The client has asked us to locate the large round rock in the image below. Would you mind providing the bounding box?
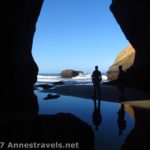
[60,69,83,78]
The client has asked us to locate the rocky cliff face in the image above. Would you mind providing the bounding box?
[2,0,44,114]
[110,0,150,89]
[107,44,135,80]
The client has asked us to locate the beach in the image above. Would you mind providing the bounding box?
[40,84,150,109]
[36,73,150,109]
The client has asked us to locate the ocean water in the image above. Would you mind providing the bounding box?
[37,73,108,85]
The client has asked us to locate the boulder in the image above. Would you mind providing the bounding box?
[60,69,84,78]
[107,44,135,80]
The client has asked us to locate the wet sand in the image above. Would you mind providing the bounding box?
[41,84,150,109]
[122,100,150,110]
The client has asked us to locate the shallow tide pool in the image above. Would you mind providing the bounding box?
[35,91,134,150]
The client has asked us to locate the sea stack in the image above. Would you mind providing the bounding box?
[60,69,84,78]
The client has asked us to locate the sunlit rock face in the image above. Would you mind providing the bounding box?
[2,0,44,113]
[107,44,135,80]
[110,0,150,89]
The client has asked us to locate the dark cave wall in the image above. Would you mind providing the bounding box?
[110,0,150,88]
[3,0,44,112]
[122,108,150,150]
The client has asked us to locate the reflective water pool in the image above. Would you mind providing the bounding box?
[35,91,134,150]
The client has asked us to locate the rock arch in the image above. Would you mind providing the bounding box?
[4,0,150,113]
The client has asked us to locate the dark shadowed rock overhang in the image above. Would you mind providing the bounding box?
[3,0,44,113]
[110,0,150,89]
[0,113,94,150]
[121,106,150,150]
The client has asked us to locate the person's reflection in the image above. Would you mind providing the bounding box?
[92,98,102,131]
[117,104,127,136]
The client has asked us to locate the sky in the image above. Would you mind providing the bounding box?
[32,0,129,74]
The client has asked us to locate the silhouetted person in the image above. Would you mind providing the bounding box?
[92,66,102,99]
[117,104,127,136]
[92,99,102,131]
[117,65,126,100]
